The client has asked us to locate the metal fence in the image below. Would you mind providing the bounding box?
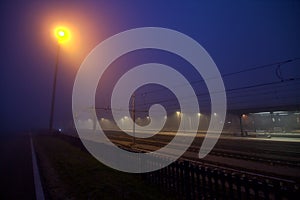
[143,160,299,200]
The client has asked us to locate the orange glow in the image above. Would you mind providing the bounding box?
[37,4,107,70]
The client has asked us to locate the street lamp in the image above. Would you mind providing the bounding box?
[49,26,70,132]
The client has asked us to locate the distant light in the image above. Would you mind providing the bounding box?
[146,116,150,119]
[213,113,217,116]
[197,113,201,117]
[176,111,181,116]
[124,116,128,119]
[242,114,246,118]
[58,128,62,132]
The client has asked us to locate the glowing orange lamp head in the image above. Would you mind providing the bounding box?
[54,26,71,43]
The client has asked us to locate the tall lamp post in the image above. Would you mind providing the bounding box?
[49,27,70,132]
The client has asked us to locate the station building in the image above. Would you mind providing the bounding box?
[233,105,300,136]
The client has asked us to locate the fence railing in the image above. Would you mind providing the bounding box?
[142,159,299,200]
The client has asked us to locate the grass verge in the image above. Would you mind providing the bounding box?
[33,135,172,200]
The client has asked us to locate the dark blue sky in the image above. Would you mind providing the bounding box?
[1,0,300,132]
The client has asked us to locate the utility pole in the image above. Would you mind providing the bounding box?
[49,45,60,132]
[132,93,136,146]
[240,114,244,136]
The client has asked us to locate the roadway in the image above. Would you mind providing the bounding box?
[0,132,37,200]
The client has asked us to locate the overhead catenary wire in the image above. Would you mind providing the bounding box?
[135,58,300,97]
[94,78,300,114]
[93,58,300,113]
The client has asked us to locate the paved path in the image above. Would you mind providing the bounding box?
[0,133,36,200]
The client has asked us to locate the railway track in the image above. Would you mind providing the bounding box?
[106,132,300,169]
[58,131,300,184]
[107,137,300,186]
[111,138,298,186]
